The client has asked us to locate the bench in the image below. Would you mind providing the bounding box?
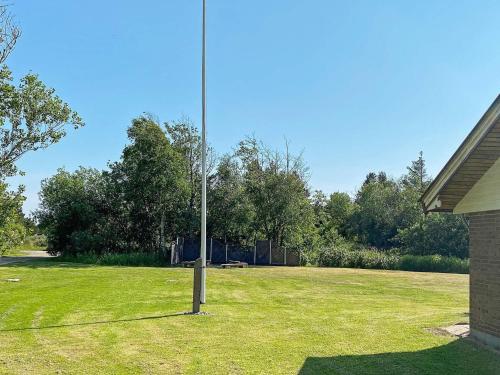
[182,261,211,268]
[221,262,248,269]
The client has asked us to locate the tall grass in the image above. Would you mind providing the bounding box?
[398,254,469,274]
[316,246,469,274]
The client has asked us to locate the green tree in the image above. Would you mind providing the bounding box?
[0,66,84,177]
[37,168,107,255]
[165,119,214,237]
[236,137,316,249]
[38,118,190,256]
[207,155,254,242]
[0,180,25,255]
[312,190,355,246]
[326,192,355,238]
[351,173,418,248]
[112,116,189,252]
[396,213,469,258]
[0,5,82,253]
[402,151,429,194]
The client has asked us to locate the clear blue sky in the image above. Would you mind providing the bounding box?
[6,0,500,214]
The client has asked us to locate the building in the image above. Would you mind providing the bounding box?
[421,95,500,350]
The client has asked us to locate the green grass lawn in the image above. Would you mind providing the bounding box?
[0,262,498,374]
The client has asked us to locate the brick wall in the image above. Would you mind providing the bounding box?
[468,210,500,345]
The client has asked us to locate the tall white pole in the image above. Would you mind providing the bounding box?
[200,0,207,304]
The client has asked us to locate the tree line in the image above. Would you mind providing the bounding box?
[36,117,469,260]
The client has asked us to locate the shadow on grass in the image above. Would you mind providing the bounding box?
[0,312,197,332]
[298,339,500,375]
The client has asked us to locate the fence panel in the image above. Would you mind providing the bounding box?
[210,238,226,264]
[175,237,300,266]
[285,249,301,266]
[255,240,270,265]
[228,244,254,264]
[271,246,285,265]
[181,238,200,262]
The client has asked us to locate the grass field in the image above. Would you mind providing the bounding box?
[0,261,499,374]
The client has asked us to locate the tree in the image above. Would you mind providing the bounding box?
[402,151,429,194]
[351,173,418,248]
[396,213,469,258]
[38,117,190,256]
[0,4,20,65]
[112,116,188,252]
[0,66,84,177]
[207,155,254,242]
[0,5,83,178]
[0,4,82,254]
[236,137,316,249]
[312,190,355,246]
[0,180,25,255]
[326,192,355,238]
[165,119,215,237]
[37,168,107,255]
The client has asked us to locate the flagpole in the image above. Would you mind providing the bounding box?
[200,0,207,304]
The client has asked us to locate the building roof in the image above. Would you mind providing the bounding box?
[421,95,500,213]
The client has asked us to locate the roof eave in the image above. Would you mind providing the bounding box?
[421,94,500,213]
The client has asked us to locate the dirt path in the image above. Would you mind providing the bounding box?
[0,251,53,266]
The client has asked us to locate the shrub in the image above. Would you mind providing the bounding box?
[396,213,469,258]
[398,254,468,274]
[317,246,399,270]
[0,220,26,256]
[316,245,468,274]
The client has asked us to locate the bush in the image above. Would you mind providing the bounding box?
[58,252,168,267]
[17,234,48,250]
[396,213,469,258]
[317,245,399,270]
[316,245,468,274]
[398,254,468,274]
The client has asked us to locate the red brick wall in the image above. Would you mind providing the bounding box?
[469,210,500,341]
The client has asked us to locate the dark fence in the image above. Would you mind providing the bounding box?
[172,238,301,266]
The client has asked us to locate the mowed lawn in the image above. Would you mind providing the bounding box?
[0,262,499,374]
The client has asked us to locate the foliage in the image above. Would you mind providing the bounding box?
[349,172,420,248]
[19,234,47,249]
[236,137,317,250]
[396,213,469,258]
[315,242,399,270]
[0,180,26,255]
[0,65,84,178]
[37,125,470,264]
[399,254,469,274]
[207,154,254,242]
[0,4,20,65]
[36,167,109,255]
[110,116,189,252]
[316,245,468,274]
[313,190,355,245]
[401,151,430,194]
[38,117,190,256]
[336,153,469,258]
[165,119,214,237]
[0,5,82,254]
